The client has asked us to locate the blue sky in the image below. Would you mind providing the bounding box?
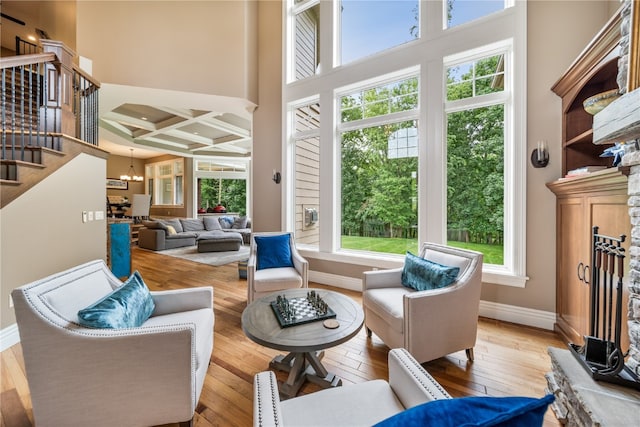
[341,0,504,64]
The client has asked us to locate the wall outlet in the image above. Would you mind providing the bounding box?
[88,211,94,221]
[9,294,14,308]
[95,210,104,220]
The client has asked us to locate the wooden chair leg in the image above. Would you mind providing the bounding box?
[366,327,372,337]
[465,348,474,361]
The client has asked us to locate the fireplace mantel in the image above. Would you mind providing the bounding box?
[593,87,640,144]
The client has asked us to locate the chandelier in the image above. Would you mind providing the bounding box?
[120,148,144,181]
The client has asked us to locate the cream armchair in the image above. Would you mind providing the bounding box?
[247,231,308,303]
[363,243,483,364]
[253,348,451,426]
[11,259,214,427]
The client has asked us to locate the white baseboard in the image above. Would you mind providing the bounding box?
[310,270,556,330]
[0,323,20,352]
[479,300,556,330]
[309,270,362,292]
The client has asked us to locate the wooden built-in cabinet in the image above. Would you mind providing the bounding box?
[547,170,630,351]
[548,8,631,350]
[550,11,621,176]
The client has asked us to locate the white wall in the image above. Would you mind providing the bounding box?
[1,154,107,329]
[76,1,258,103]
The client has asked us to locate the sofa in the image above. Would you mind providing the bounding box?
[138,216,251,251]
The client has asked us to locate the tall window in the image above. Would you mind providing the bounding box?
[291,100,321,247]
[445,0,508,29]
[284,0,526,286]
[338,75,419,255]
[146,159,184,206]
[340,0,418,64]
[293,0,320,81]
[445,51,507,266]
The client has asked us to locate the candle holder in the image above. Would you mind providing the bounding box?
[531,142,549,168]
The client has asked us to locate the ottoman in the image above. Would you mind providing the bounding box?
[197,232,243,253]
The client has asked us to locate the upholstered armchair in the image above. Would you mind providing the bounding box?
[253,348,451,426]
[363,243,483,364]
[11,260,214,427]
[247,231,308,304]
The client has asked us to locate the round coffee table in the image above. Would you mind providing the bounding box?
[242,288,364,398]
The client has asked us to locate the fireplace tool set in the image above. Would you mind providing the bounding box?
[569,226,640,390]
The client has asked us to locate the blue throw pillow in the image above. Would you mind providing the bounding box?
[401,251,460,291]
[77,271,155,329]
[255,234,294,270]
[374,394,555,427]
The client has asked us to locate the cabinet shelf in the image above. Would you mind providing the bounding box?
[565,129,592,147]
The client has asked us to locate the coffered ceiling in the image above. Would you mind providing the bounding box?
[101,103,252,158]
[97,84,255,163]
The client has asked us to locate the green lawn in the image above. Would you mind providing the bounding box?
[341,235,503,265]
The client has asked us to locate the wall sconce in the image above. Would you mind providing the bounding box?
[272,169,281,184]
[531,140,549,168]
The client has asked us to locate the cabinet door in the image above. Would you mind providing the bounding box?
[557,197,589,345]
[588,194,631,352]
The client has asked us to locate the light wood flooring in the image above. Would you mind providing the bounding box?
[1,246,566,427]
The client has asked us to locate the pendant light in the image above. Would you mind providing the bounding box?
[120,148,144,181]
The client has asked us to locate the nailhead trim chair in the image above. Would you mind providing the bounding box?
[363,243,483,364]
[253,348,451,426]
[247,231,309,304]
[11,260,214,427]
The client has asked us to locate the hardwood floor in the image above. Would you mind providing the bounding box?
[1,246,566,426]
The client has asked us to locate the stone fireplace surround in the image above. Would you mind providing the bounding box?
[545,1,640,425]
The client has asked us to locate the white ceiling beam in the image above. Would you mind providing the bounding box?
[201,117,251,138]
[102,112,156,131]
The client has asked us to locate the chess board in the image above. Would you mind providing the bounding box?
[270,296,337,328]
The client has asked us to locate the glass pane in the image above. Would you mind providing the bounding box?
[158,164,172,176]
[159,177,172,205]
[446,54,504,101]
[341,76,418,123]
[199,178,247,215]
[446,104,504,265]
[341,120,418,255]
[295,4,320,80]
[341,0,419,65]
[446,0,505,29]
[175,176,183,205]
[295,136,320,247]
[295,102,321,132]
[174,160,183,174]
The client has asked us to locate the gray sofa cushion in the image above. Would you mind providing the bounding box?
[232,216,249,229]
[142,220,168,231]
[161,218,184,233]
[203,216,223,231]
[180,218,205,232]
[218,216,234,229]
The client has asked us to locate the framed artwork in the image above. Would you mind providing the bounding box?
[107,178,128,190]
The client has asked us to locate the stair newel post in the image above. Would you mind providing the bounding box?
[41,40,76,149]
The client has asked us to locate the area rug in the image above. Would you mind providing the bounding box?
[151,245,250,267]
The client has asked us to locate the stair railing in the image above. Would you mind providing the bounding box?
[0,40,99,163]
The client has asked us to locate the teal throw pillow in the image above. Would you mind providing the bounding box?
[374,394,554,427]
[255,234,294,270]
[401,251,460,291]
[77,271,155,329]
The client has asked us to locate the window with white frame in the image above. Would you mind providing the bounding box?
[338,74,419,255]
[145,158,184,206]
[284,0,526,286]
[290,100,321,247]
[445,49,508,267]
